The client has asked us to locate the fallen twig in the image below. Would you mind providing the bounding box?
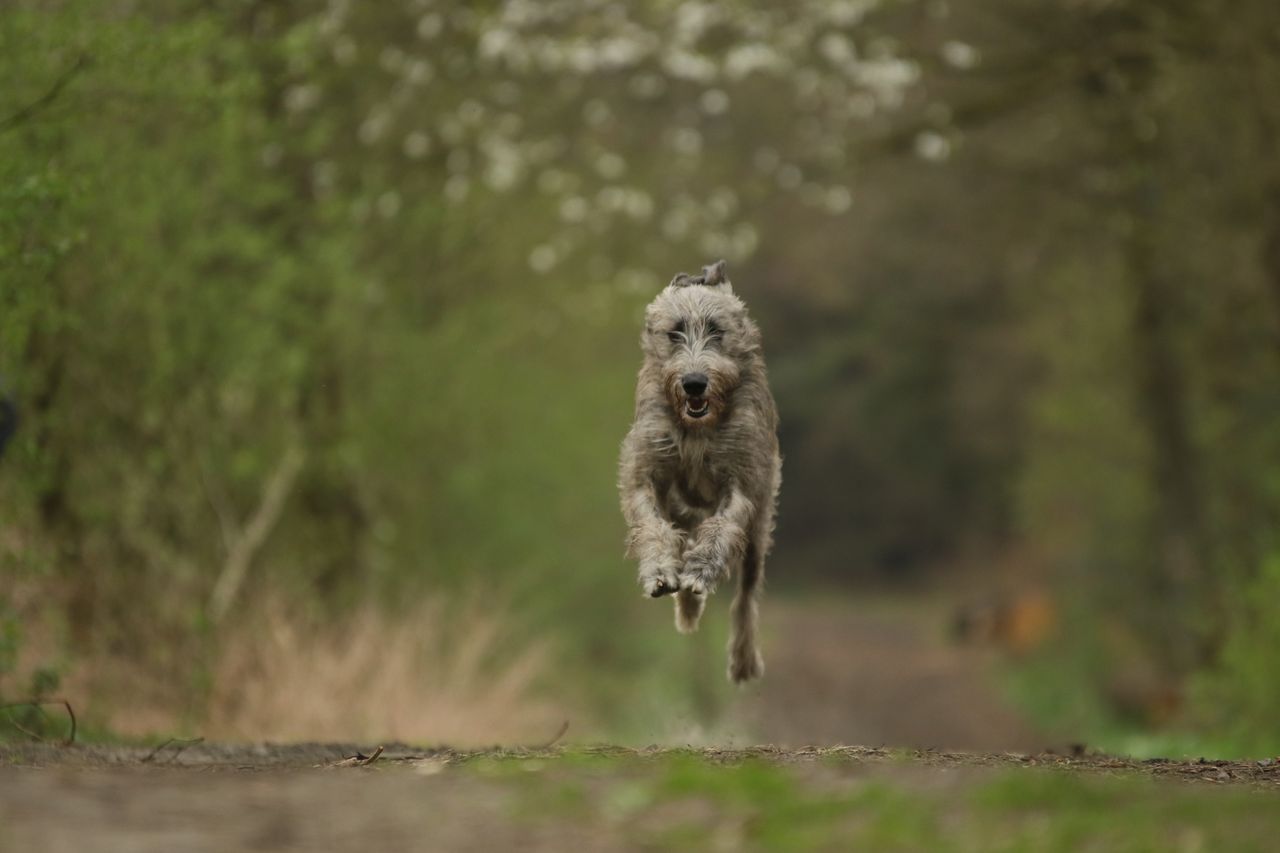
[0,698,77,745]
[327,745,386,769]
[142,737,205,763]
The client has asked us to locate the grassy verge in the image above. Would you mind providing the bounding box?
[461,750,1280,852]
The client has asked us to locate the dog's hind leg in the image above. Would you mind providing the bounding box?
[727,536,765,683]
[674,588,705,633]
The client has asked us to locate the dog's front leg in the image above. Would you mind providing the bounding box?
[622,482,686,597]
[680,487,753,596]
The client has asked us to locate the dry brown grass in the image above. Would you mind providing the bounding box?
[5,562,570,745]
[204,595,568,746]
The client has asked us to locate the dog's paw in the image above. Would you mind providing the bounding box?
[679,571,712,596]
[728,648,765,684]
[639,561,681,598]
[680,547,724,596]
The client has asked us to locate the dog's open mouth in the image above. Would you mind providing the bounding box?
[686,397,710,419]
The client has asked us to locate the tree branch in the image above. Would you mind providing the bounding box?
[0,54,89,134]
[209,443,305,622]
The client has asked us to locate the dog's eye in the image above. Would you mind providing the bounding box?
[706,320,723,340]
[667,330,683,344]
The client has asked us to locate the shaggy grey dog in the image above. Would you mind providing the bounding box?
[618,260,781,683]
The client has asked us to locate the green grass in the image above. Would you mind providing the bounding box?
[456,751,1280,852]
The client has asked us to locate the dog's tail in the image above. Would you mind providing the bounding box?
[727,546,764,683]
[674,588,704,634]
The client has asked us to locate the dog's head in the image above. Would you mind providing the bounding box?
[641,261,761,429]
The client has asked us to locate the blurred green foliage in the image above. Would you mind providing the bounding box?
[1,0,917,730]
[1191,555,1280,757]
[1,0,1279,751]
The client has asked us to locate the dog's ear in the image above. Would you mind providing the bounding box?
[668,260,730,289]
[701,260,728,287]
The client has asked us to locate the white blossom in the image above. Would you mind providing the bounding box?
[444,174,470,203]
[594,153,627,179]
[824,186,853,214]
[662,207,692,240]
[260,143,283,168]
[825,0,874,26]
[403,131,431,159]
[292,0,928,268]
[404,59,434,86]
[623,189,654,221]
[700,89,730,116]
[706,188,739,222]
[416,13,443,40]
[669,127,703,156]
[332,36,357,66]
[559,196,589,222]
[528,244,558,273]
[481,137,523,191]
[941,40,980,69]
[731,222,759,258]
[358,110,391,146]
[819,33,857,67]
[724,43,787,80]
[285,84,321,114]
[376,190,402,219]
[914,131,951,162]
[662,48,717,83]
[379,46,406,73]
[673,2,719,44]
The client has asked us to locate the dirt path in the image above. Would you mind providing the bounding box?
[737,597,1044,752]
[4,740,1278,782]
[3,743,1278,852]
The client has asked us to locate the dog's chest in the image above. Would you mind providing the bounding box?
[673,435,722,508]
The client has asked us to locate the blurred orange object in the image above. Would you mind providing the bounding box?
[952,589,1058,657]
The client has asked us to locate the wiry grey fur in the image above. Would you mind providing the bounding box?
[618,260,781,683]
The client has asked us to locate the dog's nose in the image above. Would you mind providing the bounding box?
[681,373,709,397]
